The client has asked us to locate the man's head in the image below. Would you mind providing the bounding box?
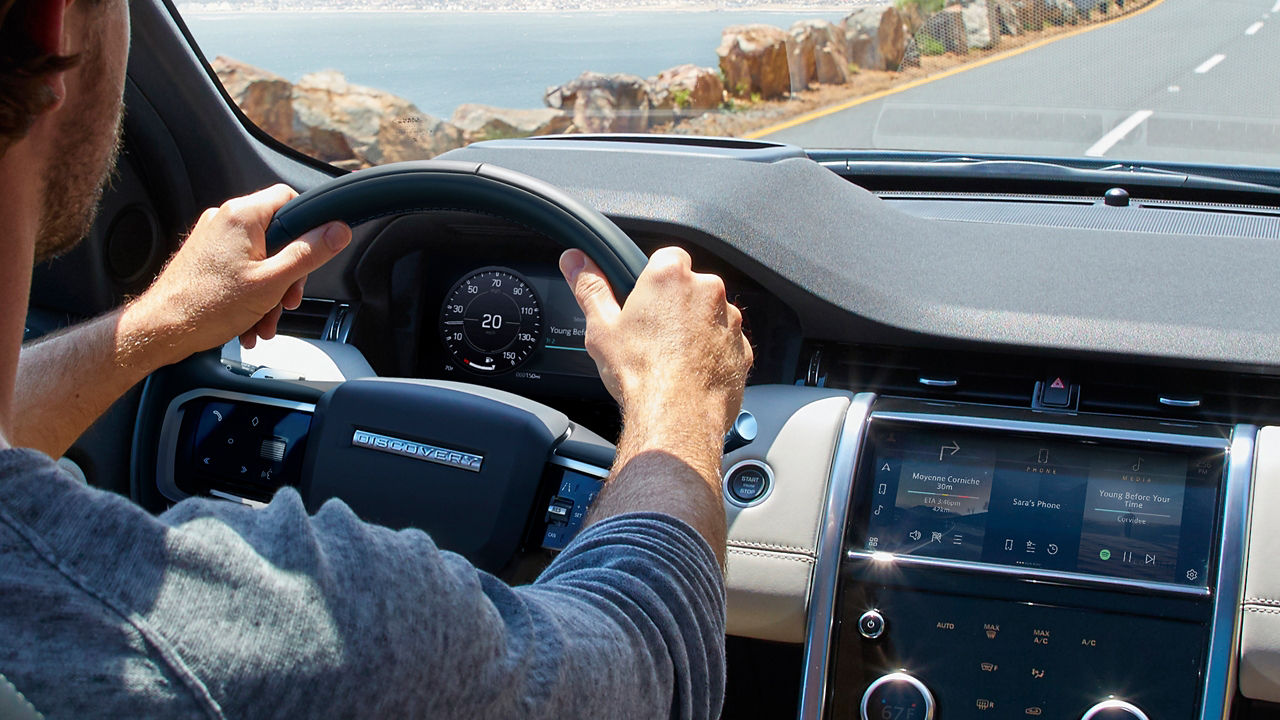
[0,0,129,262]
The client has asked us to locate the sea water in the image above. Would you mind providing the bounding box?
[181,10,844,120]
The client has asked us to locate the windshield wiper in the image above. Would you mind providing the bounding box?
[828,154,1280,197]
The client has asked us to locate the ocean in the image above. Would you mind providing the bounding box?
[180,10,846,120]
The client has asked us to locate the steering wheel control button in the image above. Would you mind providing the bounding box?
[858,610,886,639]
[1081,700,1149,720]
[860,672,935,720]
[545,498,574,525]
[181,397,313,504]
[723,460,773,508]
[540,469,606,553]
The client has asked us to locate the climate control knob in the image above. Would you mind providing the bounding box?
[1082,700,1150,720]
[860,672,935,720]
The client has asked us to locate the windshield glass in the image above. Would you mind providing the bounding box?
[176,0,1279,170]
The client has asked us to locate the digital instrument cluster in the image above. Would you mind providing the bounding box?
[436,265,597,382]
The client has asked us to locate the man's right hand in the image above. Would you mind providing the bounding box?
[559,246,752,564]
[560,246,753,436]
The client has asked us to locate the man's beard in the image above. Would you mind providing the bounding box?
[33,37,125,263]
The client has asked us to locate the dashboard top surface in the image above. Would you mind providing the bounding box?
[385,139,1280,371]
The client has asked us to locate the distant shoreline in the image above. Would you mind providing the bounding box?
[178,4,852,14]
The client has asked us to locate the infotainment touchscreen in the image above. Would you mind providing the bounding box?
[853,421,1225,587]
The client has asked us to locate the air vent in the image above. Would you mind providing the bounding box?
[276,298,356,342]
[804,342,1280,424]
[803,344,1035,407]
[1077,371,1280,424]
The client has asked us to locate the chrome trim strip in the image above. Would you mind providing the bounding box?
[156,389,316,503]
[800,391,876,720]
[208,488,268,509]
[1200,424,1257,720]
[917,377,958,388]
[351,429,484,472]
[548,453,610,480]
[844,550,1211,597]
[871,410,1230,449]
[1159,396,1203,408]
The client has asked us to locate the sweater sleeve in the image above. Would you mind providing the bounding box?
[144,490,726,720]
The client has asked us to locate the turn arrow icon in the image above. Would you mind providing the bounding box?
[939,441,960,461]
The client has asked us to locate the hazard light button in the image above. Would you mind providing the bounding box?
[1040,376,1072,408]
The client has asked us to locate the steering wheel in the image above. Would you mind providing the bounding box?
[158,161,648,573]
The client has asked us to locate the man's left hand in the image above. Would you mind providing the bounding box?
[126,183,351,362]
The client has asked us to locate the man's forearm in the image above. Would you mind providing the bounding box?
[15,303,182,457]
[584,399,729,567]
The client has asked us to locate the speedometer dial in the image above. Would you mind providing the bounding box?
[440,268,542,374]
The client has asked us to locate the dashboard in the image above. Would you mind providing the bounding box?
[126,137,1280,720]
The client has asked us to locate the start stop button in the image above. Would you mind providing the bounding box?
[723,460,773,508]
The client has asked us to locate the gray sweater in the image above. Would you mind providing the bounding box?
[0,449,725,719]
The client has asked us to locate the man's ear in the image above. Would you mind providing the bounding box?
[21,0,76,105]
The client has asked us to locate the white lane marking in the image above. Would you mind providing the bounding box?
[1195,54,1226,73]
[1247,21,1264,34]
[1085,110,1154,157]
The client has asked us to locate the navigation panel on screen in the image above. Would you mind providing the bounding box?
[854,421,1225,587]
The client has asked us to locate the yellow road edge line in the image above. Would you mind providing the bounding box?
[743,0,1169,140]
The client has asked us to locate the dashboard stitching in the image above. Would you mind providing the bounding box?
[727,547,815,564]
[728,539,815,554]
[1243,606,1280,614]
[1244,598,1280,607]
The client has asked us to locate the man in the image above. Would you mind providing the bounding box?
[0,0,753,717]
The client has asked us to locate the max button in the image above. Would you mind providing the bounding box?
[858,610,886,639]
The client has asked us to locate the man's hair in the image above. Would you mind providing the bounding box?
[0,0,83,152]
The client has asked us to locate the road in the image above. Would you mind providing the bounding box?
[758,0,1280,167]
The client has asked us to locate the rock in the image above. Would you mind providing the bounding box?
[923,7,969,54]
[993,0,1022,35]
[716,24,791,99]
[214,58,466,167]
[211,56,295,142]
[785,23,817,91]
[451,104,570,143]
[898,1,927,35]
[962,0,995,49]
[901,36,922,68]
[1043,0,1079,25]
[293,71,464,166]
[815,43,853,84]
[649,64,724,120]
[1011,0,1046,30]
[544,72,652,133]
[790,20,851,86]
[842,4,908,71]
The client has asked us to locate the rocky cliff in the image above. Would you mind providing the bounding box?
[214,0,1146,168]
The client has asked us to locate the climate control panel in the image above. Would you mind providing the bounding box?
[830,579,1205,719]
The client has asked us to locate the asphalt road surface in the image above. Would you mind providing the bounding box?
[759,0,1280,168]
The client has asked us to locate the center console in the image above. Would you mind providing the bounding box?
[802,396,1256,720]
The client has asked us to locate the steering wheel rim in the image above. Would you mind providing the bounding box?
[265,159,648,301]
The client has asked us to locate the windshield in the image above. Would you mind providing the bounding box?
[176,0,1280,170]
